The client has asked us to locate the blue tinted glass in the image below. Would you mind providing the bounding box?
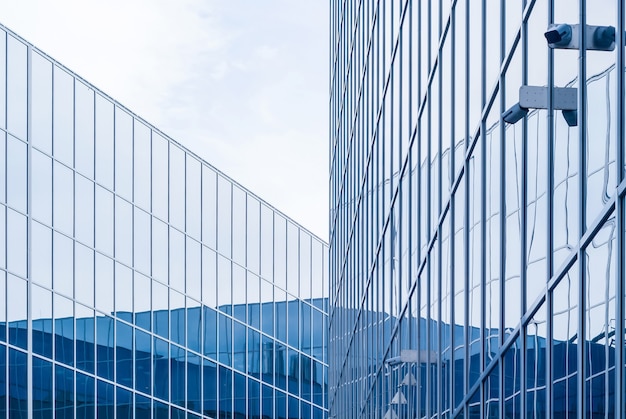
[32,318,53,359]
[153,309,168,340]
[248,328,260,377]
[275,343,286,391]
[233,321,246,373]
[248,301,260,329]
[287,348,299,397]
[262,384,273,419]
[116,387,132,419]
[170,406,185,419]
[233,303,246,323]
[153,337,169,401]
[0,345,5,417]
[171,306,185,347]
[135,310,150,332]
[261,301,273,336]
[187,352,201,413]
[135,329,151,394]
[96,380,113,419]
[171,344,185,407]
[287,301,298,349]
[311,309,323,361]
[248,378,260,418]
[153,401,168,419]
[55,316,74,367]
[55,365,73,418]
[76,315,95,373]
[116,321,133,387]
[301,303,311,354]
[203,306,217,360]
[276,390,286,419]
[75,372,94,418]
[262,336,274,385]
[219,366,232,419]
[32,357,53,418]
[312,360,323,406]
[187,305,201,353]
[301,356,312,402]
[218,313,232,366]
[203,358,217,417]
[313,406,323,419]
[288,395,299,419]
[135,394,151,419]
[9,349,27,416]
[8,276,27,350]
[275,301,286,343]
[96,316,114,380]
[234,372,246,417]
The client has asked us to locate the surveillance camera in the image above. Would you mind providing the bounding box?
[502,103,529,124]
[545,24,572,46]
[593,26,616,49]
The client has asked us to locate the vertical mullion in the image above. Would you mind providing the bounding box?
[577,1,588,418]
[26,40,33,419]
[479,0,487,416]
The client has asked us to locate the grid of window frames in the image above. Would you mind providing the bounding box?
[329,0,625,418]
[0,25,329,419]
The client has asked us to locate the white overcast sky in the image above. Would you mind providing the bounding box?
[0,0,329,240]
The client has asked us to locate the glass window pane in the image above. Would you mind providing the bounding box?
[203,306,217,360]
[153,337,169,401]
[260,204,274,280]
[53,161,74,235]
[153,280,169,340]
[95,253,114,314]
[170,290,185,347]
[202,167,217,248]
[75,174,94,246]
[55,364,74,417]
[186,298,201,353]
[7,36,27,140]
[187,352,201,413]
[76,371,95,418]
[186,237,201,297]
[53,68,74,166]
[171,344,185,407]
[217,176,232,257]
[202,246,217,307]
[75,304,95,374]
[114,108,133,200]
[75,243,94,307]
[232,186,246,265]
[54,293,74,366]
[0,30,6,130]
[97,379,114,418]
[218,313,232,366]
[246,196,260,274]
[75,80,95,178]
[133,122,151,211]
[217,256,232,313]
[31,51,52,154]
[186,157,201,239]
[6,135,26,213]
[7,209,27,278]
[116,320,133,387]
[114,197,132,266]
[152,217,168,284]
[95,186,114,255]
[96,315,114,380]
[95,94,114,189]
[152,133,169,221]
[170,227,185,291]
[135,329,151,394]
[32,285,52,358]
[286,222,299,296]
[134,273,151,331]
[247,273,260,328]
[9,348,27,416]
[115,263,133,323]
[170,146,185,230]
[203,358,217,416]
[116,387,132,419]
[134,207,151,275]
[53,231,74,297]
[31,221,52,288]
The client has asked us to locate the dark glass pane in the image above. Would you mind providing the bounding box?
[55,365,74,419]
[218,313,232,366]
[32,357,53,419]
[171,406,185,419]
[135,394,151,419]
[276,390,286,419]
[262,336,274,385]
[287,300,298,348]
[248,378,260,418]
[288,395,299,419]
[234,372,246,417]
[171,345,185,407]
[287,348,299,397]
[203,306,217,360]
[0,345,5,418]
[203,358,217,417]
[219,365,233,419]
[75,372,94,419]
[275,343,287,391]
[135,329,151,395]
[116,321,133,387]
[187,352,201,413]
[75,311,95,374]
[275,299,287,343]
[96,380,114,419]
[54,297,74,367]
[153,337,169,401]
[187,304,201,353]
[248,328,261,377]
[153,401,169,419]
[9,348,27,417]
[233,320,246,373]
[262,384,273,419]
[96,315,114,380]
[116,387,132,419]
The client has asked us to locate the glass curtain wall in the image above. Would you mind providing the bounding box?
[0,24,329,419]
[329,0,625,418]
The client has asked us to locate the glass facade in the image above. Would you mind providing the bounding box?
[329,1,625,418]
[0,24,329,418]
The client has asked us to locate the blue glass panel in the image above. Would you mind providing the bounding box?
[312,360,323,406]
[116,321,133,387]
[8,275,27,350]
[248,328,260,377]
[187,352,201,413]
[248,378,260,418]
[262,335,274,385]
[75,314,95,374]
[275,300,287,343]
[55,316,74,367]
[234,371,246,417]
[171,406,185,419]
[203,358,217,417]
[301,302,311,354]
[203,306,217,360]
[275,343,287,391]
[116,387,132,419]
[276,390,286,419]
[55,365,73,418]
[313,406,323,419]
[0,345,5,417]
[261,300,274,336]
[187,305,201,353]
[248,300,260,329]
[170,296,185,347]
[153,401,168,419]
[301,402,311,419]
[32,317,53,359]
[288,395,299,419]
[135,394,151,419]
[233,320,246,373]
[171,344,185,407]
[262,384,273,419]
[32,357,53,418]
[9,348,27,417]
[287,300,298,348]
[96,315,114,380]
[153,308,169,340]
[153,337,169,401]
[301,356,312,402]
[218,313,232,366]
[96,380,114,419]
[75,372,94,418]
[135,329,151,394]
[287,348,299,397]
[233,303,246,324]
[219,365,232,419]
